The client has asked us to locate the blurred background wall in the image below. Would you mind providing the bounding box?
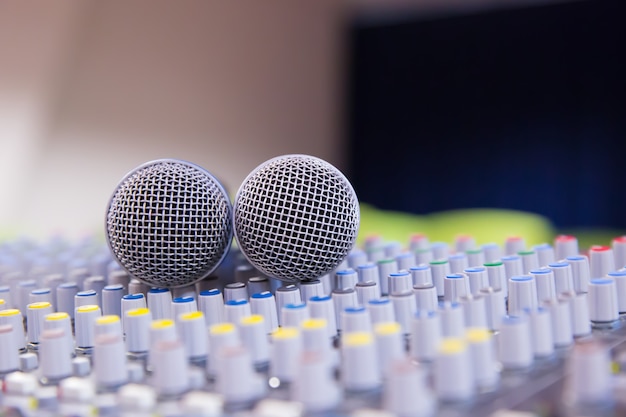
[0,0,623,240]
[0,0,345,239]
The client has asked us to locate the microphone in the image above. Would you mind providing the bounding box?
[105,159,233,288]
[233,154,360,283]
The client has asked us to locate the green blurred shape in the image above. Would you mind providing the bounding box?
[358,203,556,248]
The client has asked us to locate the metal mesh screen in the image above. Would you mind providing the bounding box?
[105,160,232,287]
[233,155,359,282]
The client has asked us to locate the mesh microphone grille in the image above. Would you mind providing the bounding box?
[105,159,232,288]
[233,155,359,282]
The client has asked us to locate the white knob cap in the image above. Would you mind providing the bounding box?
[75,289,99,309]
[357,263,382,294]
[275,285,302,325]
[249,291,278,334]
[43,312,73,356]
[530,267,556,304]
[341,306,372,333]
[534,243,556,267]
[341,331,381,392]
[336,268,358,290]
[566,255,590,293]
[542,298,573,347]
[389,270,412,295]
[429,259,450,297]
[331,288,358,331]
[383,359,435,417]
[549,262,575,294]
[74,304,102,350]
[178,311,208,363]
[270,327,302,384]
[526,307,554,358]
[607,269,626,313]
[367,298,395,326]
[39,328,73,383]
[415,248,434,267]
[485,261,507,298]
[443,273,469,303]
[459,294,487,328]
[466,328,499,389]
[448,253,469,275]
[207,322,240,377]
[0,324,19,374]
[613,236,626,270]
[224,299,252,325]
[390,291,417,334]
[239,314,269,369]
[147,288,172,320]
[561,291,591,337]
[377,259,399,296]
[564,341,612,406]
[409,234,429,251]
[290,352,341,413]
[102,284,125,318]
[508,275,538,316]
[413,284,438,313]
[172,296,197,321]
[124,307,152,354]
[94,314,123,338]
[396,252,416,271]
[479,287,506,332]
[410,265,433,287]
[308,295,337,338]
[356,281,380,306]
[555,235,579,259]
[151,339,189,398]
[439,301,465,338]
[589,246,615,279]
[498,316,533,370]
[198,289,225,327]
[281,303,310,328]
[0,308,25,350]
[482,243,502,263]
[502,255,524,280]
[588,278,619,324]
[300,318,337,369]
[505,236,525,256]
[434,338,474,402]
[464,267,489,295]
[215,345,265,406]
[26,301,53,345]
[299,279,324,303]
[410,310,442,362]
[94,333,127,389]
[56,282,78,318]
[431,242,450,260]
[518,250,539,274]
[120,293,146,333]
[223,282,248,303]
[374,322,405,377]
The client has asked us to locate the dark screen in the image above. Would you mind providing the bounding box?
[347,0,626,229]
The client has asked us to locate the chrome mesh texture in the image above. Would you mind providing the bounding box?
[233,155,359,282]
[105,160,232,287]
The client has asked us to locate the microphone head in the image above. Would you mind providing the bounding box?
[105,159,233,288]
[233,154,360,282]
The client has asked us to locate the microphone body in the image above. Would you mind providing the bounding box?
[233,154,360,283]
[105,159,233,288]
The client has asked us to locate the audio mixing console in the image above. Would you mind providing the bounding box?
[2,233,626,416]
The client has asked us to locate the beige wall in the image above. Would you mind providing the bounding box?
[0,0,346,239]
